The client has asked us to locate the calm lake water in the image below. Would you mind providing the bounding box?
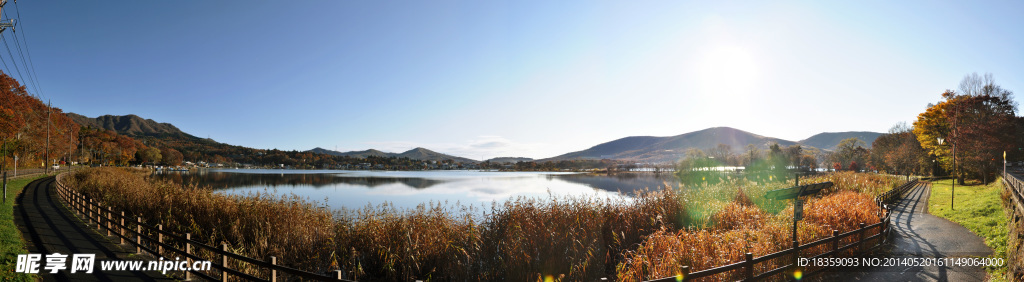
[154,169,680,211]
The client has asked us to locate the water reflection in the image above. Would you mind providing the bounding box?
[155,170,449,190]
[153,169,681,210]
[551,173,680,193]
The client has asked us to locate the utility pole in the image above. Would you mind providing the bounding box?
[68,121,73,173]
[45,100,50,174]
[0,1,12,34]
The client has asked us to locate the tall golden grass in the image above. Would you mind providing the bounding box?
[616,173,891,281]
[67,168,684,280]
[68,168,336,276]
[66,168,897,281]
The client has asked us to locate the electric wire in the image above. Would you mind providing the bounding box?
[11,2,43,98]
[0,32,31,97]
[0,42,13,80]
[2,9,38,98]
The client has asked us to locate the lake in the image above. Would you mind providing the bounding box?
[154,169,680,211]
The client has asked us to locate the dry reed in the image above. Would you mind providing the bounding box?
[66,168,897,281]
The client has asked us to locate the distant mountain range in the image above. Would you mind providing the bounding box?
[485,157,535,163]
[540,127,798,163]
[70,113,882,164]
[798,131,883,150]
[309,147,478,163]
[68,113,192,137]
[539,127,882,163]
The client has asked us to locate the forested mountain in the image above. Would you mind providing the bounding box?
[309,147,478,163]
[67,113,187,137]
[541,127,800,163]
[798,132,883,150]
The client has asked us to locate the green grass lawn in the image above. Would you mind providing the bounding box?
[0,174,47,282]
[929,178,1010,279]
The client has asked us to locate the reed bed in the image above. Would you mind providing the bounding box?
[66,168,897,281]
[616,173,891,281]
[67,167,336,278]
[67,168,682,281]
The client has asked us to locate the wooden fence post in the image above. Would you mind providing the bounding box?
[858,223,866,253]
[744,252,754,280]
[335,270,343,280]
[185,233,192,281]
[792,240,800,274]
[221,243,229,282]
[94,201,100,227]
[120,211,125,244]
[106,206,112,236]
[680,265,689,281]
[269,256,276,282]
[157,224,163,256]
[88,199,93,224]
[97,203,102,231]
[880,210,888,240]
[831,230,839,255]
[136,217,142,254]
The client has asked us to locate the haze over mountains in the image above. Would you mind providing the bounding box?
[70,113,881,164]
[309,147,478,163]
[541,127,883,163]
[798,132,884,150]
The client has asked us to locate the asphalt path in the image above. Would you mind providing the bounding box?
[823,182,993,281]
[14,176,172,281]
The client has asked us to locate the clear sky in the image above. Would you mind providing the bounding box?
[12,0,1024,160]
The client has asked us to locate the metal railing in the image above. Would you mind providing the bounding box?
[641,178,918,282]
[54,172,354,282]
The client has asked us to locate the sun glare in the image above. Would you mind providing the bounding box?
[695,45,760,101]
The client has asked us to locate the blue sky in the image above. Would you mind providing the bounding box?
[13,1,1024,160]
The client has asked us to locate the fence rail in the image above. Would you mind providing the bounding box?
[54,172,355,282]
[1003,171,1024,213]
[643,178,918,282]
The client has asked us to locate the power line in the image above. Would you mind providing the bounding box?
[0,32,32,97]
[0,42,12,79]
[11,1,43,98]
[2,9,38,98]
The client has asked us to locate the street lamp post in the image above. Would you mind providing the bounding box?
[938,137,954,210]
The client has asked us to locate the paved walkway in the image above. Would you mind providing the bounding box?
[828,182,993,281]
[14,176,172,281]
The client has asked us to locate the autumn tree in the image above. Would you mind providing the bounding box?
[161,147,184,166]
[706,143,734,166]
[871,123,925,179]
[744,144,760,167]
[139,147,162,165]
[831,138,869,171]
[913,73,1018,183]
[0,72,80,169]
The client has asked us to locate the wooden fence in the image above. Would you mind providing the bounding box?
[1003,171,1024,216]
[54,172,355,282]
[641,179,919,282]
[1003,170,1024,281]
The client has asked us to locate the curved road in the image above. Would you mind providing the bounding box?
[14,177,171,281]
[826,182,993,281]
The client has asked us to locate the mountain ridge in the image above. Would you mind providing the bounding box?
[799,131,883,150]
[68,113,191,137]
[70,113,881,165]
[540,127,803,163]
[309,147,478,163]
